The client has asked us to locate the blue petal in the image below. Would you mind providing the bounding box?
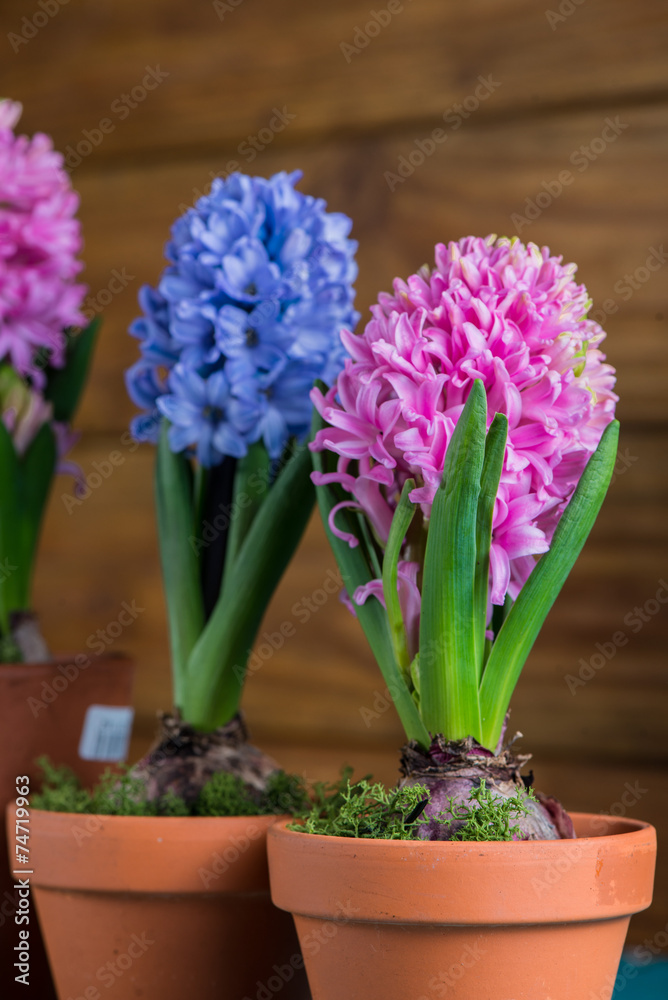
[206,369,230,408]
[259,407,288,459]
[212,422,248,460]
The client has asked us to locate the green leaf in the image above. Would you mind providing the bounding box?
[0,423,24,630]
[474,413,508,676]
[19,422,58,603]
[45,319,100,423]
[312,409,429,748]
[381,478,416,681]
[221,441,271,593]
[479,420,620,749]
[182,440,316,730]
[155,422,205,709]
[419,379,487,742]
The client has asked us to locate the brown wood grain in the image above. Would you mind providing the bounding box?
[3,0,666,937]
[49,102,668,432]
[2,0,667,162]
[34,423,668,766]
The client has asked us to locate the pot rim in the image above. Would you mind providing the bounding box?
[269,811,654,849]
[267,813,657,925]
[24,806,285,823]
[0,650,133,677]
[7,807,289,894]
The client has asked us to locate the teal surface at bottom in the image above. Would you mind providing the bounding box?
[611,957,668,999]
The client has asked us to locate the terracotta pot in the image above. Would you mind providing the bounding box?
[268,813,656,1000]
[10,809,310,1000]
[0,653,134,999]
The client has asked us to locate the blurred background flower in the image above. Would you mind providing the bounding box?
[2,0,665,950]
[312,235,618,611]
[0,99,86,385]
[0,99,95,661]
[126,170,358,464]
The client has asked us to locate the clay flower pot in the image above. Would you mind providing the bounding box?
[11,809,309,1000]
[0,652,134,999]
[268,813,656,1000]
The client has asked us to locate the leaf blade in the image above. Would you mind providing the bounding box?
[19,422,58,605]
[419,380,487,741]
[311,407,429,748]
[221,441,271,594]
[45,319,100,423]
[182,440,316,730]
[155,422,205,709]
[381,478,416,681]
[479,420,620,748]
[474,412,508,676]
[0,423,25,629]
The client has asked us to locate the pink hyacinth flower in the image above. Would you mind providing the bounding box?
[311,235,617,613]
[0,100,87,385]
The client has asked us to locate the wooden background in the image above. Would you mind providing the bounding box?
[1,0,666,945]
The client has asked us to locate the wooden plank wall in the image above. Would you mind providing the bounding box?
[1,0,666,943]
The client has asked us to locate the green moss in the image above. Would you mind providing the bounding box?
[32,757,307,818]
[31,758,92,814]
[160,787,192,817]
[290,774,430,840]
[290,773,540,842]
[195,772,260,816]
[89,769,160,817]
[260,770,310,816]
[32,759,534,838]
[444,780,537,841]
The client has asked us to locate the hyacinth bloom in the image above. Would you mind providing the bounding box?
[123,170,359,741]
[0,101,95,661]
[310,236,620,840]
[312,235,618,617]
[0,100,86,386]
[127,169,358,465]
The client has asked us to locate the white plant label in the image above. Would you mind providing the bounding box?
[78,705,134,762]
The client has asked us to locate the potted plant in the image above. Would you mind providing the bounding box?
[0,99,134,997]
[21,169,358,999]
[267,235,657,1000]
